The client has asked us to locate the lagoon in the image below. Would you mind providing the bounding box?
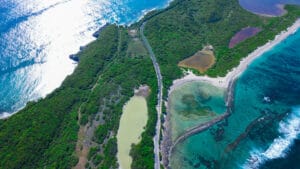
[169,81,226,141]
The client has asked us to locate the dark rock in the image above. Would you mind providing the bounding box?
[92,23,109,38]
[79,46,86,51]
[69,54,79,62]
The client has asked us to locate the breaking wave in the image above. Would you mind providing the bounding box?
[0,112,14,119]
[243,106,300,169]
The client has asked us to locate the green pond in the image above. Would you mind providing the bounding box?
[117,96,148,169]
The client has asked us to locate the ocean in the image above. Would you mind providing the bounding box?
[170,1,300,168]
[171,25,300,169]
[0,0,169,118]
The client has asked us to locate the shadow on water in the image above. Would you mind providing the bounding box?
[0,0,71,35]
[0,59,44,76]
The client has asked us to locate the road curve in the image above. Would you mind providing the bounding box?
[140,22,163,169]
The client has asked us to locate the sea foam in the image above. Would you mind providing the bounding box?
[243,107,300,169]
[0,112,13,119]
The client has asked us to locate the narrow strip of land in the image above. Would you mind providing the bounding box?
[170,113,230,154]
[140,22,163,169]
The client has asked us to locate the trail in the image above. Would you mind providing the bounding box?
[140,22,163,169]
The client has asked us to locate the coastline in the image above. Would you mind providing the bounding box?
[0,1,174,120]
[170,18,300,92]
[161,18,300,168]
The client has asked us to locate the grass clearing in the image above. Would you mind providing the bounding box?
[127,38,148,58]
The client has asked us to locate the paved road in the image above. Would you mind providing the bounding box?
[140,22,163,169]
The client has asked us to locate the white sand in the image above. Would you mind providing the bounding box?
[170,19,300,92]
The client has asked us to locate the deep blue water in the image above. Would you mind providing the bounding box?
[171,26,300,169]
[0,0,169,118]
[239,0,300,16]
[238,30,300,168]
[252,31,300,169]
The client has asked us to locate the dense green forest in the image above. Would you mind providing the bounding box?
[79,27,158,169]
[142,0,300,89]
[0,0,299,169]
[0,25,119,169]
[0,25,158,169]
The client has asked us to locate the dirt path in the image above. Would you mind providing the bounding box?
[74,124,89,169]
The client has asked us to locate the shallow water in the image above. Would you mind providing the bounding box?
[0,0,170,118]
[117,96,148,169]
[171,28,300,169]
[169,81,226,140]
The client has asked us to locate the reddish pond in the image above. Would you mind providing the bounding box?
[229,27,261,48]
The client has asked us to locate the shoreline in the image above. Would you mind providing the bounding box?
[161,18,300,168]
[170,18,300,91]
[0,1,174,120]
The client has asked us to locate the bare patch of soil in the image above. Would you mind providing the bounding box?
[134,85,150,97]
[178,46,215,73]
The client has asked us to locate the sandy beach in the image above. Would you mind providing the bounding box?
[169,18,300,92]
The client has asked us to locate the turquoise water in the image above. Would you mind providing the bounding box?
[0,0,170,118]
[169,81,226,140]
[171,29,300,169]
